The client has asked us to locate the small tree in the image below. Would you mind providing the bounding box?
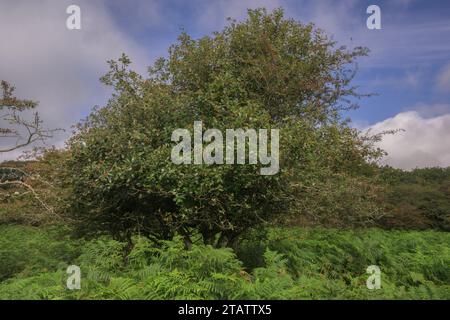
[0,80,58,215]
[66,8,384,246]
[0,81,55,153]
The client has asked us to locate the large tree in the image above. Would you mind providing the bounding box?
[65,8,384,247]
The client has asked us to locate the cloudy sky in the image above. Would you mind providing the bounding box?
[1,0,450,169]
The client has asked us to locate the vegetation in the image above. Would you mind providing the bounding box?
[1,78,60,220]
[0,225,448,300]
[0,80,56,154]
[64,8,385,247]
[378,167,450,231]
[0,8,448,300]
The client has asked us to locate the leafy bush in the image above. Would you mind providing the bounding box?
[64,8,383,245]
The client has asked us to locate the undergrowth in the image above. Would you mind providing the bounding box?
[0,225,448,299]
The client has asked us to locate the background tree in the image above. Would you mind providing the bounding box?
[0,81,54,153]
[0,80,59,217]
[377,167,450,231]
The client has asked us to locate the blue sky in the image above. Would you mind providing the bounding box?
[101,0,450,125]
[1,0,450,168]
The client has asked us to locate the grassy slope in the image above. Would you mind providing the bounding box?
[0,225,448,299]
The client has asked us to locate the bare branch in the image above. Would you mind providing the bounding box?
[0,180,54,214]
[0,80,61,154]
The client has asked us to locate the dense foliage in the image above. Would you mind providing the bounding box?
[0,225,448,300]
[378,167,450,231]
[64,9,384,245]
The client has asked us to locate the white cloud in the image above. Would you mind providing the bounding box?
[0,0,150,161]
[368,111,450,170]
